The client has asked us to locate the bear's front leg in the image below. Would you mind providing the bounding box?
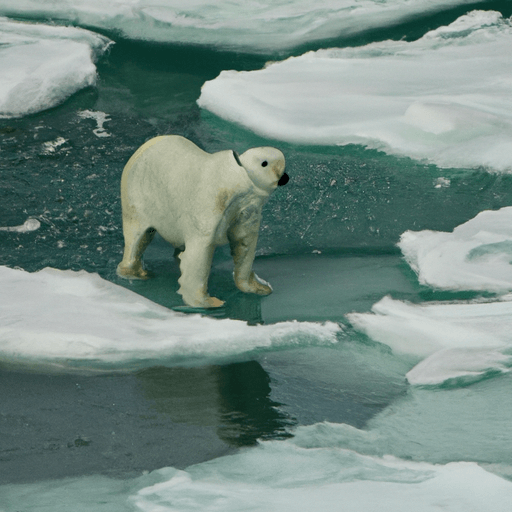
[228,224,272,296]
[177,238,224,308]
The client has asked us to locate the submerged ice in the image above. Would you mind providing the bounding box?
[199,10,512,171]
[129,448,512,512]
[0,18,111,118]
[3,431,512,512]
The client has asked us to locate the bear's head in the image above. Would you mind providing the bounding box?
[236,147,288,194]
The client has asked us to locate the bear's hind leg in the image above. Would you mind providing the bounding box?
[177,239,224,308]
[117,224,156,279]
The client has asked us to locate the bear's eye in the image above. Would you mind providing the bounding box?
[261,161,268,167]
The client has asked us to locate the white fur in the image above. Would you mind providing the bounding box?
[117,135,286,308]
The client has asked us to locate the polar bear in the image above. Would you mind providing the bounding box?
[117,135,288,308]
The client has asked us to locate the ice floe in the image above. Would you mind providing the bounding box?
[293,406,512,473]
[41,137,69,155]
[347,206,512,386]
[0,266,340,371]
[3,432,512,512]
[198,10,512,171]
[0,218,41,233]
[399,206,512,292]
[0,18,112,118]
[348,296,512,358]
[347,295,512,385]
[0,0,486,52]
[129,448,512,512]
[77,109,112,137]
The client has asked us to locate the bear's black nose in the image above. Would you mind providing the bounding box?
[278,173,289,186]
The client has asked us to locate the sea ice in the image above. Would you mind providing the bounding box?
[0,266,340,371]
[3,432,512,511]
[348,296,512,358]
[293,388,512,467]
[0,0,487,52]
[347,295,512,385]
[198,10,512,171]
[0,218,41,233]
[406,347,511,386]
[0,18,112,118]
[346,206,512,385]
[399,206,512,292]
[130,451,512,512]
[77,110,112,137]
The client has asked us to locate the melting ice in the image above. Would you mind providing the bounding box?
[199,10,512,171]
[3,432,512,511]
[0,266,340,371]
[0,18,112,118]
[0,0,483,52]
[348,206,512,386]
[399,206,512,292]
[0,218,40,233]
[348,296,512,385]
[127,442,512,512]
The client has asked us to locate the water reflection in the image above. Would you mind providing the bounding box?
[0,360,293,484]
[137,361,294,447]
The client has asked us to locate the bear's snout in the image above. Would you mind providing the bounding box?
[278,173,289,186]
